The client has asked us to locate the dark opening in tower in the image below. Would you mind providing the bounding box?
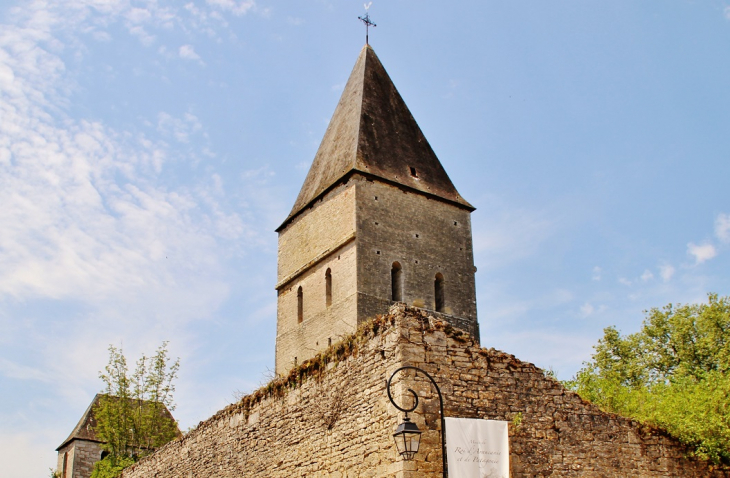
[391,262,403,302]
[297,286,303,323]
[325,268,332,307]
[435,273,445,312]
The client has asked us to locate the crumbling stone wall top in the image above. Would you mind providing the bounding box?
[123,305,730,477]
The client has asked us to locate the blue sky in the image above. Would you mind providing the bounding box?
[1,1,729,475]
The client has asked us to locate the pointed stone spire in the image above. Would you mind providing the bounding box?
[278,45,473,231]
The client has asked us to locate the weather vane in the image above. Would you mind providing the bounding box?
[358,3,376,45]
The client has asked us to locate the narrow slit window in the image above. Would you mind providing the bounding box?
[297,286,303,323]
[435,273,445,312]
[410,167,418,178]
[391,262,403,302]
[325,268,332,307]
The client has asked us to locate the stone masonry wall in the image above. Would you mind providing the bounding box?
[277,181,356,283]
[125,306,730,477]
[275,174,480,375]
[57,439,103,478]
[276,181,359,375]
[356,177,478,329]
[391,307,729,477]
[123,313,406,478]
[276,240,358,375]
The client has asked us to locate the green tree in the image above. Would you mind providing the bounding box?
[566,294,730,463]
[90,455,136,478]
[91,342,180,478]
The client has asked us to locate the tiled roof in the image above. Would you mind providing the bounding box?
[278,45,473,231]
[56,394,179,451]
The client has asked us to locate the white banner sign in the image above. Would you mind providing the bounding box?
[445,417,509,477]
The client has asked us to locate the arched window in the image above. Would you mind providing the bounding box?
[325,268,332,307]
[297,286,303,323]
[391,262,403,302]
[435,273,445,312]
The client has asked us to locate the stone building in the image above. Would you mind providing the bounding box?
[121,306,730,477]
[56,394,178,478]
[91,44,730,477]
[56,395,106,478]
[275,45,478,376]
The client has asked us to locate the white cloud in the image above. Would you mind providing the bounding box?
[580,302,594,317]
[0,114,225,302]
[93,30,112,42]
[715,213,730,243]
[179,44,201,61]
[659,263,675,282]
[687,242,717,264]
[207,0,255,16]
[157,111,203,143]
[591,266,601,281]
[129,25,156,45]
[618,277,632,286]
[0,3,276,477]
[640,269,653,282]
[126,7,152,24]
[0,0,252,403]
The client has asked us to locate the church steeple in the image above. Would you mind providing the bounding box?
[278,45,473,231]
[275,46,478,376]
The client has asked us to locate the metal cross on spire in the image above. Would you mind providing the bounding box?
[358,3,376,45]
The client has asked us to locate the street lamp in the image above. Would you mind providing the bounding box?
[392,415,421,460]
[386,366,447,477]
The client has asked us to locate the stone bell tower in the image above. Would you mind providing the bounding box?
[275,45,478,375]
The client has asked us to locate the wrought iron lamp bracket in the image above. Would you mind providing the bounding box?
[386,366,448,477]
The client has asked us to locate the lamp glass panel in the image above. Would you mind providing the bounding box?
[403,432,420,460]
[393,421,421,461]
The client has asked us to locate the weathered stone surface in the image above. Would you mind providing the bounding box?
[275,173,478,376]
[122,306,729,477]
[57,440,103,478]
[356,178,478,334]
[276,181,359,374]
